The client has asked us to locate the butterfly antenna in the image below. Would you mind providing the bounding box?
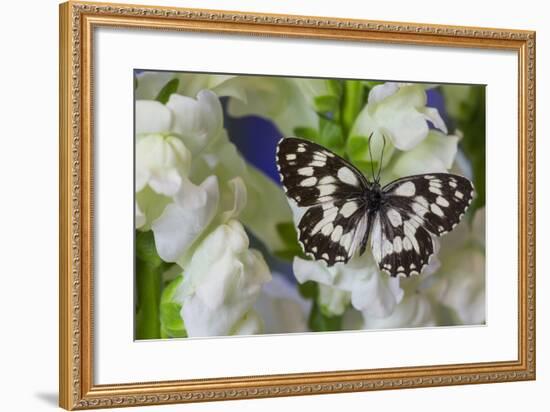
[367,133,376,182]
[376,134,387,184]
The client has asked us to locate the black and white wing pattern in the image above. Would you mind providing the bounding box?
[276,138,371,266]
[372,174,474,277]
[277,137,475,277]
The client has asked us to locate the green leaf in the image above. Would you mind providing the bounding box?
[155,78,179,105]
[136,230,164,267]
[135,259,163,340]
[326,79,344,98]
[434,302,462,326]
[318,118,344,149]
[341,80,365,138]
[159,275,187,338]
[298,281,318,299]
[446,86,486,217]
[273,222,306,261]
[363,80,384,89]
[314,95,340,114]
[346,134,369,160]
[308,301,343,332]
[293,127,319,141]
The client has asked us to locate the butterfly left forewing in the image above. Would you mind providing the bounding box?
[276,138,367,206]
[277,137,371,266]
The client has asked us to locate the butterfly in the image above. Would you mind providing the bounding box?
[276,136,474,277]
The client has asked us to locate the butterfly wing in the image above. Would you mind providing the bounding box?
[276,138,371,266]
[372,173,474,277]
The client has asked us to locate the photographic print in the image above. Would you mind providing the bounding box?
[60,3,535,408]
[134,71,486,340]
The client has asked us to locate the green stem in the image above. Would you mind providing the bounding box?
[136,259,162,339]
[341,80,364,139]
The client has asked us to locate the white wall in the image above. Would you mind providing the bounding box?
[0,0,546,411]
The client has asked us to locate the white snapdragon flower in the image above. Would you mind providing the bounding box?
[190,128,293,252]
[362,293,437,329]
[152,176,246,265]
[428,208,486,325]
[254,272,310,334]
[135,101,192,197]
[391,130,459,178]
[135,90,223,228]
[348,83,447,168]
[165,91,223,155]
[173,220,271,337]
[137,72,320,136]
[224,76,319,136]
[293,253,404,318]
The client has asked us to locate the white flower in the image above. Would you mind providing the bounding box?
[224,76,318,136]
[348,83,447,168]
[174,220,271,337]
[135,134,192,196]
[151,175,221,263]
[363,293,437,329]
[254,272,310,334]
[388,130,459,181]
[135,202,145,229]
[293,253,404,318]
[152,175,248,265]
[166,91,223,155]
[429,208,486,325]
[190,129,293,252]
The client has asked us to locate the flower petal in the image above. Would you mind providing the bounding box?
[392,130,459,177]
[135,100,172,135]
[152,176,219,262]
[135,72,175,100]
[363,293,437,329]
[167,90,223,154]
[177,220,271,336]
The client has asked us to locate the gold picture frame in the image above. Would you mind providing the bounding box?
[59,1,536,409]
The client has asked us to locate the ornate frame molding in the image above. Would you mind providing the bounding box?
[59,1,536,409]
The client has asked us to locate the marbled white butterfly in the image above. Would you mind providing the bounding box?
[276,137,474,277]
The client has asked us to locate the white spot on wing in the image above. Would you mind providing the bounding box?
[300,177,317,187]
[436,196,450,207]
[393,237,403,253]
[321,223,334,236]
[298,167,314,176]
[331,225,343,242]
[318,185,336,196]
[394,181,416,197]
[286,154,296,160]
[386,208,403,227]
[455,191,464,199]
[340,201,358,218]
[337,167,359,186]
[430,203,444,217]
[319,176,337,184]
[429,186,443,195]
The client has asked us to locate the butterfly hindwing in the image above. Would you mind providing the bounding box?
[277,138,475,275]
[296,199,369,266]
[371,211,436,277]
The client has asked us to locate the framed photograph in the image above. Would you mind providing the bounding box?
[59,1,536,409]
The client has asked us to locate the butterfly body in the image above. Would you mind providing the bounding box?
[276,137,474,277]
